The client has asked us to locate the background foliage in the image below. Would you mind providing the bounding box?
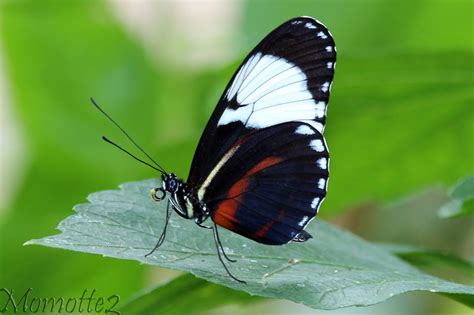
[0,0,472,314]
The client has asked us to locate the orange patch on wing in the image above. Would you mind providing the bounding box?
[214,177,249,229]
[254,209,285,239]
[214,156,283,231]
[255,221,274,238]
[228,177,250,198]
[213,200,239,230]
[245,156,283,177]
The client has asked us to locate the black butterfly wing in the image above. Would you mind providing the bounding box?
[187,16,336,188]
[200,122,329,245]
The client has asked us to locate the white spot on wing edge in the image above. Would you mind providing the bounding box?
[309,139,325,152]
[325,46,333,52]
[321,82,330,93]
[299,16,328,29]
[316,157,327,170]
[304,22,316,29]
[298,216,309,227]
[311,197,320,209]
[317,31,328,39]
[295,125,315,135]
[318,178,326,190]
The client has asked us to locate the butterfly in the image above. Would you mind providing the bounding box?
[92,16,336,283]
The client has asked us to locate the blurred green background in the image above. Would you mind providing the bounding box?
[0,0,472,314]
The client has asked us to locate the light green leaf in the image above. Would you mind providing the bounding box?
[0,0,154,298]
[26,179,474,310]
[119,274,261,315]
[439,176,474,218]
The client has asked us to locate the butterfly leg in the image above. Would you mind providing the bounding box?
[145,199,172,257]
[211,224,246,284]
[195,218,212,229]
[195,219,236,263]
[212,222,237,263]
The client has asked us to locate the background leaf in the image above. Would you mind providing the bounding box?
[0,0,154,300]
[381,243,473,277]
[439,175,474,218]
[241,0,474,214]
[27,179,474,310]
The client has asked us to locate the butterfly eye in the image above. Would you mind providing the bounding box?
[151,188,166,202]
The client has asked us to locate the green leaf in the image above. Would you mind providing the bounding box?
[380,243,474,275]
[26,179,474,310]
[439,175,474,218]
[119,274,261,315]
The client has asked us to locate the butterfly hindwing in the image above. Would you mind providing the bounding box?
[200,122,329,245]
[188,17,336,188]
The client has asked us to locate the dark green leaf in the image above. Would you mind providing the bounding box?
[26,179,474,310]
[119,274,261,315]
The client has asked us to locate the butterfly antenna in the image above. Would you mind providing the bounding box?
[102,136,164,174]
[90,97,167,174]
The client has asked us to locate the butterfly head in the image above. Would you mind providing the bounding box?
[151,173,179,201]
[150,173,194,219]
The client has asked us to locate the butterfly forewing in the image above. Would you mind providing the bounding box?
[187,17,336,244]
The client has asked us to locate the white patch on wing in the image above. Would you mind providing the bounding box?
[226,53,261,101]
[309,139,325,152]
[316,157,327,170]
[305,22,316,29]
[327,62,333,69]
[314,101,326,118]
[238,57,296,105]
[318,178,326,190]
[295,125,315,135]
[325,46,333,52]
[300,120,324,134]
[311,197,320,209]
[218,53,327,134]
[217,104,253,127]
[298,215,309,227]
